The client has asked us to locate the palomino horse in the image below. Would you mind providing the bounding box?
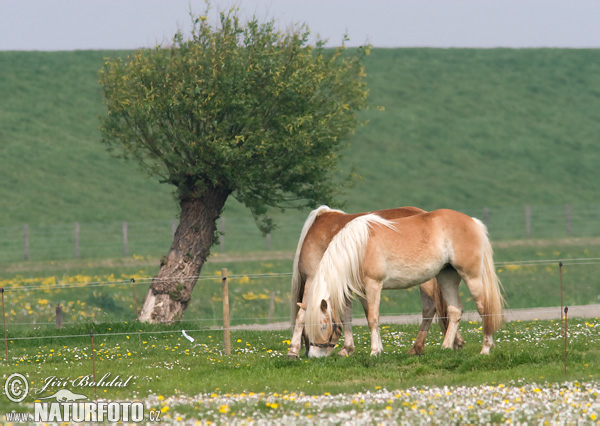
[304,209,505,358]
[287,206,465,358]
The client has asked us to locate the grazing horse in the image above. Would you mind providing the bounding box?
[304,209,505,358]
[287,206,465,358]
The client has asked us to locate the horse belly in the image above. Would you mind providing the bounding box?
[381,262,440,290]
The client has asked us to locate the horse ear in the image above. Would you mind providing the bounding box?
[297,302,307,311]
[320,299,328,313]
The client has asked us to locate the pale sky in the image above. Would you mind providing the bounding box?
[1,0,600,51]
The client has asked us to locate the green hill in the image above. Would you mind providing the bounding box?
[1,48,600,259]
[351,48,600,210]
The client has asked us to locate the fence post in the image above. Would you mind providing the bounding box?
[565,204,572,237]
[563,306,569,376]
[483,207,490,229]
[131,279,138,318]
[221,268,231,355]
[56,304,63,329]
[219,217,225,252]
[90,330,97,401]
[23,224,29,261]
[122,221,129,256]
[74,222,80,258]
[171,219,177,239]
[2,288,8,365]
[268,292,276,321]
[524,205,531,238]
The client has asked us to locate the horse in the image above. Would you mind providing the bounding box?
[287,206,465,358]
[304,209,505,358]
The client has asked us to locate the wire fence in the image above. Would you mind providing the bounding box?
[2,203,600,262]
[1,257,599,346]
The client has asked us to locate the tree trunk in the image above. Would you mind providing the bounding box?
[138,186,230,323]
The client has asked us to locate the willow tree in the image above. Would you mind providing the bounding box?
[99,9,370,323]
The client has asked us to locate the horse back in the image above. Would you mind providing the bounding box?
[298,206,428,277]
[369,209,484,277]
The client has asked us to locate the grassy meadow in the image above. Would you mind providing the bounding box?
[2,48,600,422]
[0,317,598,422]
[0,241,599,329]
[1,49,600,228]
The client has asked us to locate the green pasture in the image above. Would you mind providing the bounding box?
[0,242,599,328]
[2,202,600,263]
[0,240,599,422]
[0,317,598,422]
[1,49,600,232]
[2,47,600,422]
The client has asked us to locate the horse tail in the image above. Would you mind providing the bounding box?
[290,206,340,325]
[305,214,395,343]
[430,278,449,332]
[472,217,506,335]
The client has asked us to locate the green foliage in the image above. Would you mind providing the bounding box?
[99,9,370,223]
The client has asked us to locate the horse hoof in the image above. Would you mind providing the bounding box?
[337,348,354,357]
[286,352,300,359]
[408,347,423,356]
[453,342,465,350]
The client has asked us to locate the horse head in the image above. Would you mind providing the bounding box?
[302,300,342,358]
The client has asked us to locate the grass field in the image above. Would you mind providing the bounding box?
[2,49,600,230]
[0,235,599,422]
[0,241,599,328]
[2,47,600,422]
[1,318,598,422]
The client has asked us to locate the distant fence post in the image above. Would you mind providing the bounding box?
[122,221,129,256]
[483,207,490,229]
[56,304,63,329]
[131,279,138,318]
[268,291,276,321]
[171,219,177,239]
[524,205,531,238]
[565,204,572,236]
[74,222,80,258]
[23,224,29,261]
[219,217,225,252]
[221,268,231,355]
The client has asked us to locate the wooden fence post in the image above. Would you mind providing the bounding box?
[56,304,63,329]
[525,205,531,238]
[221,268,231,355]
[565,204,572,236]
[122,221,129,256]
[171,219,177,239]
[23,224,29,261]
[74,222,80,258]
[483,207,490,229]
[268,292,276,321]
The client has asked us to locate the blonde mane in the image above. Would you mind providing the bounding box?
[305,214,396,342]
[290,206,344,324]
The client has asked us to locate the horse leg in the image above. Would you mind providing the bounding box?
[409,284,435,355]
[462,277,494,355]
[436,268,463,350]
[359,278,384,356]
[287,280,311,358]
[337,298,355,357]
[287,303,306,358]
[426,277,466,350]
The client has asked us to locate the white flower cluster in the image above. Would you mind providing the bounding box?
[149,380,599,424]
